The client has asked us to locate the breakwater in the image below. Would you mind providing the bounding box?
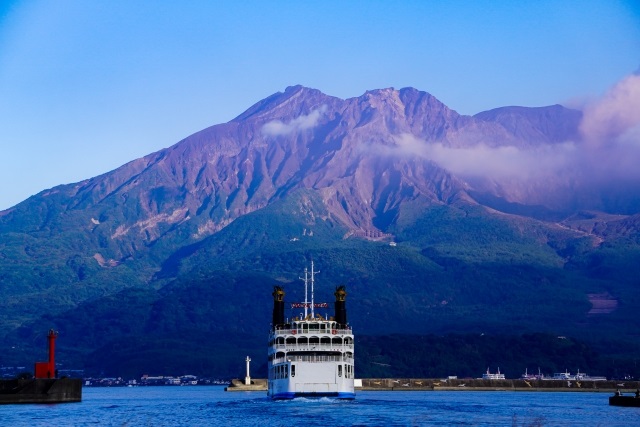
[225,378,267,392]
[226,378,639,393]
[0,378,82,404]
[359,378,639,392]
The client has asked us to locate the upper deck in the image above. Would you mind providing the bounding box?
[271,318,353,337]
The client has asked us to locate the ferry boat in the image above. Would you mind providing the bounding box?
[481,368,505,380]
[520,368,544,381]
[542,369,607,381]
[267,262,355,399]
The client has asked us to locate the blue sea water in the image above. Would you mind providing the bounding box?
[0,387,636,426]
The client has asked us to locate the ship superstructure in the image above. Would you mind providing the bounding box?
[267,262,355,399]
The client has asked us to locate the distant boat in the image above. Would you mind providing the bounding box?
[521,368,544,381]
[575,369,607,381]
[548,370,575,380]
[481,368,505,380]
[542,369,606,381]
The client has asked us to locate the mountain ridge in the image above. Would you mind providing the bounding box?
[1,85,638,377]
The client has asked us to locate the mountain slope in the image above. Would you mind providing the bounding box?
[0,85,638,377]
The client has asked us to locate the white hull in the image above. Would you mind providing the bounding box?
[269,360,355,399]
[267,325,355,399]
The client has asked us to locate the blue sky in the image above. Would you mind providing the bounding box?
[1,0,639,210]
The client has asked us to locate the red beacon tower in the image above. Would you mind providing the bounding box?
[34,329,58,379]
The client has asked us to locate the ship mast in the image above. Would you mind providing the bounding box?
[299,267,309,318]
[310,260,319,318]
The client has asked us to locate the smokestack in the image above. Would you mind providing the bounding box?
[272,286,285,327]
[334,286,347,327]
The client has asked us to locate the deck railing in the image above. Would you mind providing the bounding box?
[271,354,354,365]
[272,328,353,336]
[271,343,354,352]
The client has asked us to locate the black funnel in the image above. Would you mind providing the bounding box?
[272,286,285,327]
[334,286,347,326]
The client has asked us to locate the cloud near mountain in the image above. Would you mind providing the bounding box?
[579,73,640,182]
[262,105,327,136]
[580,73,640,147]
[374,74,640,190]
[387,133,577,180]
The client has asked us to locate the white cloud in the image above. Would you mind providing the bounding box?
[388,133,577,180]
[382,73,640,184]
[261,106,327,137]
[577,74,640,181]
[580,74,640,147]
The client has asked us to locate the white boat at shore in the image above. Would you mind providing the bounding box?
[541,369,607,381]
[481,368,505,380]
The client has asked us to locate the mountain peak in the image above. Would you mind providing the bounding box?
[232,85,336,122]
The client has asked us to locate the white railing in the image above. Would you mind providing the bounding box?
[271,343,354,352]
[271,355,354,365]
[272,328,353,336]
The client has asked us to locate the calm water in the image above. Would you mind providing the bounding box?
[0,387,636,426]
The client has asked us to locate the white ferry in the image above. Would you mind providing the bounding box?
[543,369,607,382]
[481,367,505,380]
[267,262,355,399]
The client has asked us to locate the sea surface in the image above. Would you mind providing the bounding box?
[0,386,636,426]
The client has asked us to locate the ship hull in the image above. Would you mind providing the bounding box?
[268,360,355,400]
[271,391,355,400]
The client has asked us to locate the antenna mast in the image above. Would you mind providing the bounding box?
[310,260,319,318]
[299,267,309,318]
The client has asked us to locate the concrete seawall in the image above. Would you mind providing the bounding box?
[225,378,639,393]
[225,378,267,392]
[359,378,639,392]
[0,378,82,404]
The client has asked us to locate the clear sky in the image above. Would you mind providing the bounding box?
[1,0,639,210]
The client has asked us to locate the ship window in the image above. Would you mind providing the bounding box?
[338,364,342,377]
[291,364,295,377]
